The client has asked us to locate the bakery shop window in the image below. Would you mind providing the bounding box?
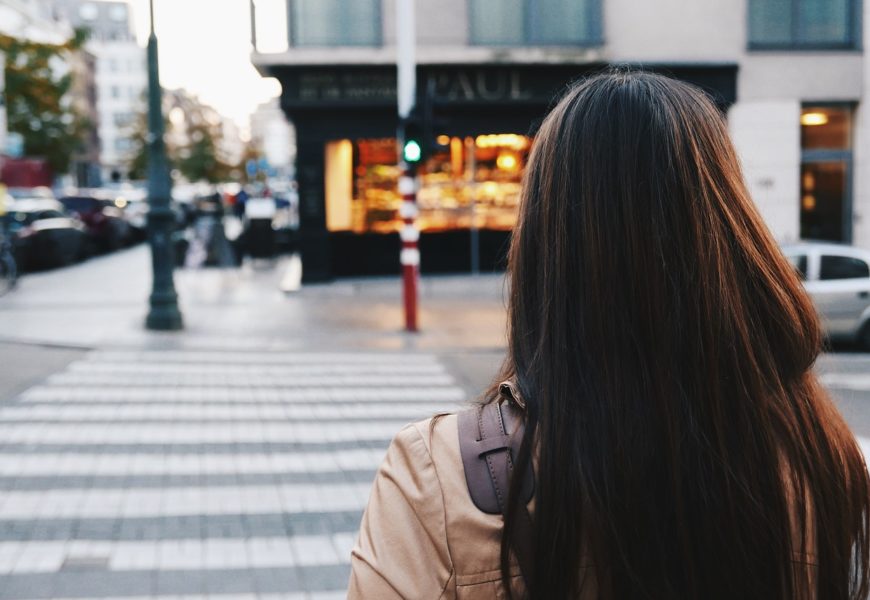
[324,134,531,234]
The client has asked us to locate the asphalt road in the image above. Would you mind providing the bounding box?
[0,244,867,433]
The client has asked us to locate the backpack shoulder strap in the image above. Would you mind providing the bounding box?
[457,382,535,586]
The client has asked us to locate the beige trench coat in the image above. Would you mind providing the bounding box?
[347,414,528,599]
[347,414,817,600]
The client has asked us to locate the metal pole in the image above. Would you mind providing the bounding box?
[466,137,479,275]
[145,0,183,330]
[396,0,415,120]
[249,0,257,51]
[396,0,418,332]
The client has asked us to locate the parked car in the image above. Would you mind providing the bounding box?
[121,198,149,241]
[58,194,131,252]
[6,186,54,201]
[3,199,89,270]
[782,242,870,348]
[99,185,149,242]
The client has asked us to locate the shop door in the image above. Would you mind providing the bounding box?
[800,159,851,243]
[800,105,853,244]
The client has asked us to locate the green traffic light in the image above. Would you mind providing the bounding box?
[403,140,422,163]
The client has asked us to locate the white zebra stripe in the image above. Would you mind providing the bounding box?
[68,361,447,375]
[19,386,466,403]
[0,402,456,422]
[43,595,344,600]
[47,372,456,387]
[0,483,369,520]
[820,373,870,390]
[0,422,407,444]
[0,534,354,574]
[0,448,386,477]
[88,350,440,365]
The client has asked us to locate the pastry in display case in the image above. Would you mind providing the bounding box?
[328,134,532,234]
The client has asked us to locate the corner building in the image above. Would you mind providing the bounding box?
[252,0,865,281]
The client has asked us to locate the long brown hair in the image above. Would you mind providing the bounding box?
[494,69,870,599]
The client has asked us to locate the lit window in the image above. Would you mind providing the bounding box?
[800,105,854,242]
[325,134,530,234]
[801,106,851,151]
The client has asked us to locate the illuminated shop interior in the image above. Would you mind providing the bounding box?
[324,134,531,234]
[800,105,853,242]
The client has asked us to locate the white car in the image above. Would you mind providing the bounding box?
[782,242,870,349]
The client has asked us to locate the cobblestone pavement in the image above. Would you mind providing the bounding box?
[0,347,470,599]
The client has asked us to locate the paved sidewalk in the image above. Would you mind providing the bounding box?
[0,245,508,353]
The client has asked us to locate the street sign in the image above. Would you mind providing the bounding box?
[5,133,23,159]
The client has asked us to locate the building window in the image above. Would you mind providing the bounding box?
[325,134,530,234]
[800,105,854,242]
[115,138,132,152]
[290,0,380,47]
[78,3,98,20]
[109,4,127,22]
[113,112,133,127]
[749,0,859,49]
[469,0,601,46]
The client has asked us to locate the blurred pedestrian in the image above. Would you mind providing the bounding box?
[348,70,870,600]
[233,187,249,219]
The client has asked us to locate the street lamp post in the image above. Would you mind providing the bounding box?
[145,0,182,331]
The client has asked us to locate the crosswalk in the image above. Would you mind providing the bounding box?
[0,349,467,600]
[3,348,868,600]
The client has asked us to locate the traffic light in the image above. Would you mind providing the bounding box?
[399,115,424,165]
[404,139,422,163]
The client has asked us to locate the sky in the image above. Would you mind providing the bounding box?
[126,0,286,134]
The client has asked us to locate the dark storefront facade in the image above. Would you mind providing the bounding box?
[264,62,737,281]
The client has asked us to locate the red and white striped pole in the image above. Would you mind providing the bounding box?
[396,0,418,332]
[399,164,419,331]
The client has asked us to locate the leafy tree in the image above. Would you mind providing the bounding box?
[178,120,231,183]
[0,30,89,175]
[126,94,231,183]
[125,110,149,181]
[125,109,174,181]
